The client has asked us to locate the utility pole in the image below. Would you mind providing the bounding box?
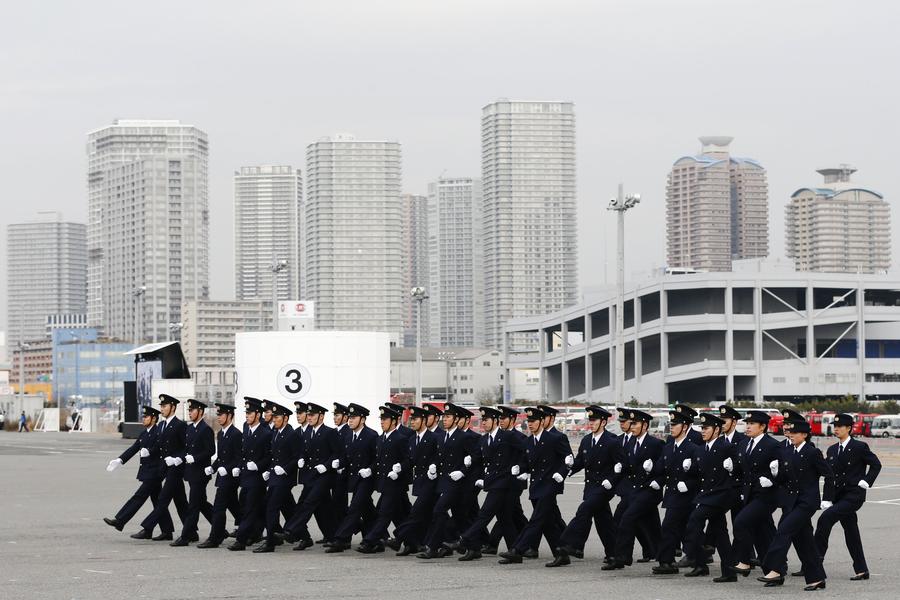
[411,287,428,406]
[271,259,288,331]
[607,184,640,405]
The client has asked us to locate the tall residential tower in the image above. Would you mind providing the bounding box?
[401,193,429,347]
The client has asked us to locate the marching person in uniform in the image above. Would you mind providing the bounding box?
[757,418,831,590]
[814,412,881,581]
[603,409,664,571]
[198,403,242,548]
[672,404,704,446]
[612,407,655,563]
[228,397,273,550]
[387,405,441,556]
[498,406,570,565]
[457,409,484,534]
[254,403,299,552]
[384,402,415,440]
[732,411,781,576]
[331,403,353,528]
[326,403,378,552]
[280,402,342,550]
[651,407,700,574]
[171,399,215,547]
[424,403,443,434]
[262,400,275,429]
[135,394,189,541]
[103,405,174,537]
[485,406,529,556]
[681,412,740,583]
[548,405,621,568]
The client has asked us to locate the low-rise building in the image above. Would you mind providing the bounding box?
[390,347,504,404]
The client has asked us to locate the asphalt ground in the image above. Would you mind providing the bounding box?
[2,432,900,600]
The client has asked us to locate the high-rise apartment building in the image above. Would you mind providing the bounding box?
[427,177,484,348]
[86,120,209,343]
[304,135,403,342]
[786,165,889,273]
[234,165,302,302]
[666,136,768,271]
[6,215,86,348]
[180,299,272,369]
[401,194,429,347]
[481,100,578,350]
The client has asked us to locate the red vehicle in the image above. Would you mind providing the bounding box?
[807,412,825,436]
[851,413,878,437]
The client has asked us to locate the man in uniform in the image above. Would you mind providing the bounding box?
[548,405,620,567]
[104,405,174,537]
[170,399,215,546]
[423,403,443,434]
[651,407,700,574]
[672,404,704,446]
[198,403,242,548]
[384,402,415,440]
[498,406,570,564]
[135,394,189,541]
[387,405,441,556]
[254,403,299,552]
[682,412,740,582]
[815,412,881,580]
[484,406,529,555]
[612,407,655,563]
[326,403,378,552]
[262,400,275,429]
[228,397,273,550]
[331,403,353,529]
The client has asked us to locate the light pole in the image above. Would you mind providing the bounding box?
[133,286,146,346]
[60,332,81,413]
[168,321,184,341]
[270,259,289,331]
[17,341,29,405]
[437,350,456,402]
[607,184,640,405]
[411,286,428,406]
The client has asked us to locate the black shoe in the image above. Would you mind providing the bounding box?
[480,545,498,555]
[197,538,222,549]
[103,517,124,531]
[396,544,419,556]
[252,543,275,553]
[637,557,653,563]
[315,538,327,544]
[675,548,683,557]
[417,548,440,559]
[652,564,679,575]
[384,537,401,551]
[749,558,761,568]
[713,574,738,583]
[803,581,826,591]
[188,533,199,542]
[572,549,584,559]
[459,549,482,562]
[292,539,313,551]
[601,560,625,571]
[227,541,246,551]
[522,548,539,559]
[850,572,870,581]
[225,529,237,538]
[675,556,693,568]
[169,537,190,547]
[733,565,753,577]
[325,542,351,553]
[757,575,785,587]
[435,546,452,558]
[273,531,296,544]
[129,529,152,540]
[355,541,384,554]
[498,550,523,564]
[272,537,284,547]
[151,532,173,541]
[684,567,710,577]
[792,570,806,577]
[545,554,570,568]
[442,540,463,553]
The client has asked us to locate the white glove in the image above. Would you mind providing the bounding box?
[450,470,464,481]
[315,464,327,474]
[511,465,521,476]
[427,464,437,476]
[722,457,733,472]
[204,466,214,476]
[565,454,574,467]
[676,481,688,493]
[210,454,217,463]
[262,471,270,481]
[427,470,437,480]
[358,468,372,479]
[820,500,833,510]
[601,479,612,490]
[337,468,344,474]
[139,448,150,458]
[172,457,183,466]
[274,465,286,476]
[516,473,529,481]
[231,467,241,477]
[387,471,399,480]
[392,463,402,474]
[247,461,258,471]
[614,462,622,474]
[682,458,692,471]
[185,454,195,464]
[331,459,341,469]
[643,459,653,473]
[463,455,472,467]
[769,459,779,477]
[297,458,305,469]
[649,480,661,490]
[858,480,870,490]
[552,473,564,483]
[218,467,227,477]
[164,456,176,467]
[759,476,773,488]
[475,479,484,488]
[107,458,122,472]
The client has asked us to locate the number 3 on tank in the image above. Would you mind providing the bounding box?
[276,363,312,400]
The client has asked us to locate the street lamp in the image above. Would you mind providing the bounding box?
[133,286,146,345]
[607,184,640,405]
[168,321,184,341]
[410,286,429,406]
[270,259,289,331]
[437,350,457,402]
[17,341,30,405]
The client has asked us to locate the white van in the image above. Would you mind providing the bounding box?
[870,415,900,438]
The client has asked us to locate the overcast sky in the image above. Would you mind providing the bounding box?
[1,0,898,332]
